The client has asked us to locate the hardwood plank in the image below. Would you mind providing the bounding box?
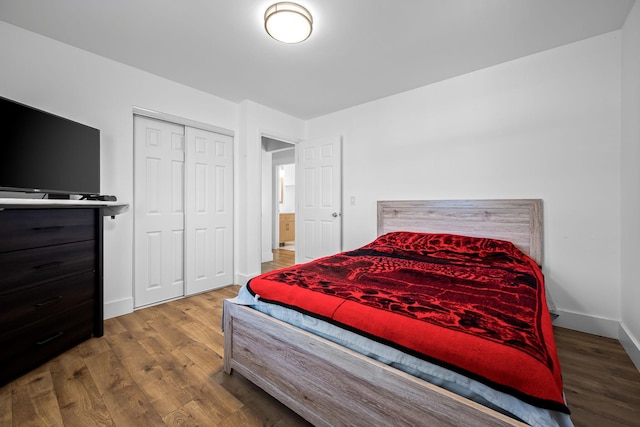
[211,285,241,300]
[163,400,220,427]
[555,327,640,427]
[157,301,196,326]
[0,381,12,426]
[145,310,199,348]
[218,405,264,427]
[178,362,242,425]
[75,335,111,358]
[83,350,166,427]
[103,316,126,336]
[48,351,114,426]
[176,303,222,339]
[179,339,224,374]
[262,249,295,273]
[179,320,225,355]
[105,331,158,372]
[115,310,157,341]
[11,366,64,427]
[127,363,193,419]
[138,336,197,388]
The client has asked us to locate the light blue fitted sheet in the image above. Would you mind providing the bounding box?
[230,285,573,427]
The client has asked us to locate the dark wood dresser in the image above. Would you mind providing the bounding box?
[0,207,104,386]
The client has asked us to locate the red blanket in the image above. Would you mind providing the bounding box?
[247,232,568,414]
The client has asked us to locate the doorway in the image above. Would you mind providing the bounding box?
[277,163,295,251]
[260,135,343,272]
[261,136,295,272]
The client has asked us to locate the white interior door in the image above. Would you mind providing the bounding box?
[295,136,342,264]
[185,127,233,294]
[134,116,186,307]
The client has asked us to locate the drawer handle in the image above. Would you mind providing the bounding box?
[33,261,63,270]
[35,296,64,309]
[36,331,64,345]
[32,225,65,232]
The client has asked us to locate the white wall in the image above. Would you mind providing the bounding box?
[279,164,296,214]
[307,32,623,337]
[621,1,640,369]
[237,101,304,284]
[0,21,238,318]
[261,149,274,262]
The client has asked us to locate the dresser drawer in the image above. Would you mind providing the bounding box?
[0,240,96,290]
[0,208,95,252]
[0,302,94,385]
[0,271,95,331]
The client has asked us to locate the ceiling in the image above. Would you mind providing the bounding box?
[0,0,635,119]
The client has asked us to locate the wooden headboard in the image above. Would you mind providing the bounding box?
[377,199,543,266]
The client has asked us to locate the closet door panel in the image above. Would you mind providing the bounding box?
[211,133,233,287]
[185,128,233,294]
[134,116,185,307]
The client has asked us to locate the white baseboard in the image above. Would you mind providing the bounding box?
[619,323,640,372]
[552,309,619,338]
[553,310,640,373]
[104,297,134,319]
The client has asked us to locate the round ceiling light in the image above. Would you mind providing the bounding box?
[264,2,313,44]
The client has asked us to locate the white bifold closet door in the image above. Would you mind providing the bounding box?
[134,115,233,308]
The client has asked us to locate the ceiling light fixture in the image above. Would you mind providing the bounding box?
[264,2,313,44]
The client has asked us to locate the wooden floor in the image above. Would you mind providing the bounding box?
[261,248,294,273]
[0,285,311,427]
[1,249,639,426]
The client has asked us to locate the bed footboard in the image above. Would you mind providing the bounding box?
[223,300,526,427]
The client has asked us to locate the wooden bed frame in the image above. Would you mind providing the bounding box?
[224,199,543,427]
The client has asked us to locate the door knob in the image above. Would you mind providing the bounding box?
[332,212,341,218]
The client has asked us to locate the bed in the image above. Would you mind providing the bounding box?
[223,199,572,427]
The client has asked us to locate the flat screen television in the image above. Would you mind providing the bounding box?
[0,96,100,197]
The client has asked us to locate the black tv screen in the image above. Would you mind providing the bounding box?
[0,96,100,196]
